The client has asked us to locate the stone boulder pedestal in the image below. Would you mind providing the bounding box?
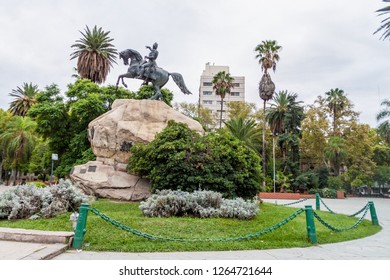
[70,99,204,201]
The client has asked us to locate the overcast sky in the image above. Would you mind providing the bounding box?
[0,0,389,127]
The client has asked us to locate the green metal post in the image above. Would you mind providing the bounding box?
[305,205,318,244]
[72,203,89,249]
[368,201,379,226]
[315,193,320,210]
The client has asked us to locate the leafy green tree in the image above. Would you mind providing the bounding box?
[373,143,390,165]
[224,117,262,151]
[0,110,13,183]
[377,99,390,145]
[0,116,38,184]
[276,170,292,192]
[327,176,344,190]
[28,84,70,157]
[128,121,262,199]
[28,138,51,181]
[174,102,217,131]
[8,83,39,117]
[70,25,117,84]
[135,85,173,106]
[343,123,377,187]
[212,71,235,128]
[324,136,347,176]
[374,1,390,40]
[300,104,328,168]
[227,101,257,120]
[373,165,390,189]
[29,80,134,177]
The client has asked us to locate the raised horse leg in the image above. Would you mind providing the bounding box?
[115,73,133,89]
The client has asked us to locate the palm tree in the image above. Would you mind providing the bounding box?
[225,117,262,151]
[266,91,304,176]
[8,83,39,116]
[255,40,282,189]
[377,98,390,145]
[325,88,347,136]
[0,116,38,185]
[374,0,390,40]
[266,91,290,135]
[70,25,117,84]
[255,40,282,75]
[212,71,234,128]
[0,109,12,183]
[324,136,347,176]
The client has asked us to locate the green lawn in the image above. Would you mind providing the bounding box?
[0,200,381,252]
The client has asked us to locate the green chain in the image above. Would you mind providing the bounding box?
[313,203,370,232]
[89,207,304,242]
[319,197,336,214]
[320,197,370,217]
[279,197,310,206]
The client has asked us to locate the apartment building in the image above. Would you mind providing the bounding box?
[199,63,245,125]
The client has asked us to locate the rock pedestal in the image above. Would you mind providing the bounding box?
[70,99,204,201]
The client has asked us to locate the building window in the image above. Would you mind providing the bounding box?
[203,82,212,86]
[233,83,240,87]
[203,100,213,105]
[203,91,212,95]
[231,92,240,97]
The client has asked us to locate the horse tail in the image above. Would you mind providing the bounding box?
[169,72,192,95]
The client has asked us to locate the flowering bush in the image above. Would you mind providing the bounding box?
[140,190,259,219]
[0,179,88,220]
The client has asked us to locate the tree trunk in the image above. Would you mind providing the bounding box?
[219,97,224,129]
[262,99,266,189]
[0,159,3,184]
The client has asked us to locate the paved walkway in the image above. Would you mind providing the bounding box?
[1,183,389,260]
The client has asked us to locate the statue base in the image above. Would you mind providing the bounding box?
[70,161,150,201]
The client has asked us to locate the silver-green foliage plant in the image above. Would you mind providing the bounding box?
[0,179,88,220]
[140,190,259,219]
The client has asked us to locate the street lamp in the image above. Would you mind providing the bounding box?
[50,153,58,186]
[271,133,278,193]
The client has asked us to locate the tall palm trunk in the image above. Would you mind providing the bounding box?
[262,99,266,189]
[333,107,337,136]
[219,97,224,129]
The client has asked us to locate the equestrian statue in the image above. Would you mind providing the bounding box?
[116,42,192,100]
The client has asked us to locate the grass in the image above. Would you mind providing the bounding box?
[0,199,381,252]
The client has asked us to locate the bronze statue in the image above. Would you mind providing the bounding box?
[116,44,192,100]
[138,42,159,84]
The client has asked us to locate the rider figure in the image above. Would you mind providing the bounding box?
[138,42,158,84]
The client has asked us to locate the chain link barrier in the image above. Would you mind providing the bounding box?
[319,197,336,214]
[319,197,369,217]
[278,197,311,206]
[89,207,304,242]
[313,203,370,232]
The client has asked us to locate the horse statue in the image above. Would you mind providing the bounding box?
[116,48,192,100]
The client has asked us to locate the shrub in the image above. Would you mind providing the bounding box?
[139,190,259,219]
[327,176,344,190]
[27,181,47,188]
[309,188,337,199]
[0,179,89,220]
[128,121,262,199]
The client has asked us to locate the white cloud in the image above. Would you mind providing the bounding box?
[0,0,389,127]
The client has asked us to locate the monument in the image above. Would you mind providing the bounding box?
[70,43,204,201]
